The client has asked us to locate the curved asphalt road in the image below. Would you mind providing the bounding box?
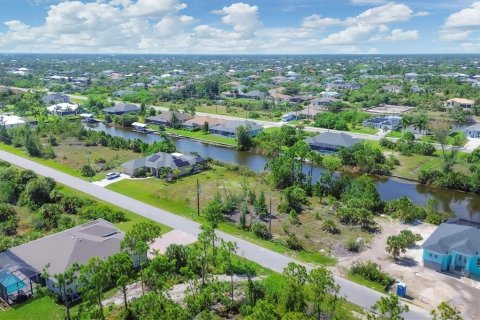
[0,150,430,319]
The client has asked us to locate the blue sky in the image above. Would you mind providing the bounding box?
[0,0,479,53]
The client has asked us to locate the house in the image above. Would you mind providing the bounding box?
[410,86,425,93]
[464,123,480,138]
[444,98,475,111]
[422,220,480,279]
[0,220,124,304]
[43,93,70,105]
[362,116,402,131]
[382,85,402,94]
[182,116,226,130]
[310,97,340,107]
[281,113,298,122]
[404,73,418,81]
[305,132,363,152]
[209,121,263,137]
[103,103,139,115]
[47,103,80,116]
[0,115,26,128]
[146,111,193,127]
[238,90,266,100]
[113,90,135,98]
[122,152,206,178]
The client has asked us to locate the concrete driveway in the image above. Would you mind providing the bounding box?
[92,173,128,187]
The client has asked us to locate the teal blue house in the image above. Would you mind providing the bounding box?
[422,220,480,279]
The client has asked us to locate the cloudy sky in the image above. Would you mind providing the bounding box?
[0,0,479,54]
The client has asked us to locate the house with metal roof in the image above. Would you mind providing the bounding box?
[362,116,401,131]
[209,120,263,138]
[422,220,480,279]
[0,219,124,304]
[305,132,363,152]
[122,152,206,178]
[103,102,139,115]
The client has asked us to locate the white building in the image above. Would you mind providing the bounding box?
[0,115,26,128]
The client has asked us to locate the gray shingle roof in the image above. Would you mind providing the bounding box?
[103,102,139,113]
[305,132,362,149]
[422,221,480,256]
[8,219,124,275]
[209,121,262,134]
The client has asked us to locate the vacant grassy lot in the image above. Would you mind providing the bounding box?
[53,139,139,181]
[195,104,278,121]
[107,165,376,265]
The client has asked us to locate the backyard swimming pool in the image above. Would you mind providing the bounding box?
[0,272,26,295]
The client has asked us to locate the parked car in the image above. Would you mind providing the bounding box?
[106,172,120,180]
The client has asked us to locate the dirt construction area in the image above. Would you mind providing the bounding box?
[336,218,480,319]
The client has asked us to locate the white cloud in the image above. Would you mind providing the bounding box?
[302,14,342,29]
[213,3,261,38]
[319,2,420,45]
[0,0,428,53]
[345,2,413,26]
[440,2,480,42]
[122,0,187,18]
[385,28,419,41]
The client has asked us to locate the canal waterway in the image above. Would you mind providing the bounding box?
[86,123,480,221]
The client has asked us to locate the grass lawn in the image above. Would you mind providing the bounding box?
[195,104,277,122]
[346,273,387,293]
[1,297,65,320]
[391,151,470,180]
[419,132,467,147]
[347,124,378,135]
[0,142,85,179]
[165,128,236,146]
[385,130,403,138]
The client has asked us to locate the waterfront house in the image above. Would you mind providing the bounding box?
[146,111,193,127]
[0,220,124,304]
[182,116,227,130]
[43,93,71,105]
[464,123,480,138]
[305,132,363,152]
[422,220,480,279]
[362,116,401,131]
[122,152,206,178]
[103,102,139,115]
[47,103,80,116]
[209,120,263,138]
[444,98,475,111]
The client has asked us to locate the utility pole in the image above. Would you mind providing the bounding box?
[269,196,272,241]
[196,178,200,217]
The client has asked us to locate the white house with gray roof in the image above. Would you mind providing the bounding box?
[122,152,206,178]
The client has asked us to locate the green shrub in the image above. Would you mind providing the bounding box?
[350,261,393,287]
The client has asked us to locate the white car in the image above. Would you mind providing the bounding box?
[106,172,120,180]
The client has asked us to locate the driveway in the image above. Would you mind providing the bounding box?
[92,173,128,187]
[464,138,480,152]
[148,230,197,259]
[0,150,429,320]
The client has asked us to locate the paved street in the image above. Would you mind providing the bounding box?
[0,149,430,319]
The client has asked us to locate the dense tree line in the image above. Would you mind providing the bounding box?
[0,163,129,252]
